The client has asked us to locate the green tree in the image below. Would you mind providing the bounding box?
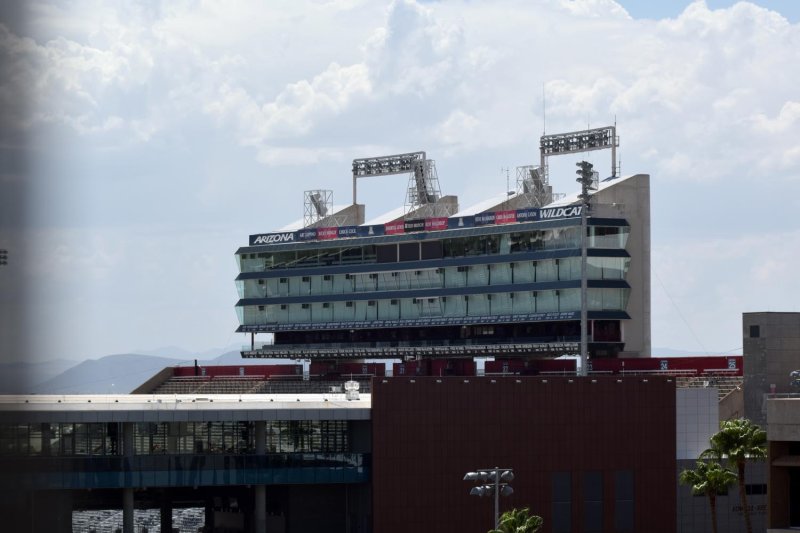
[701,418,767,533]
[488,507,543,533]
[679,460,737,533]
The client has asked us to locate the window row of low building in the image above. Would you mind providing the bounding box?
[0,421,351,457]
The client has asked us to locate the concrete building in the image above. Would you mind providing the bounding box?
[1,375,686,533]
[236,149,650,363]
[766,396,800,530]
[743,312,800,426]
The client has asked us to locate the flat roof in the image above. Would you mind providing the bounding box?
[453,191,516,217]
[547,174,636,207]
[0,394,371,423]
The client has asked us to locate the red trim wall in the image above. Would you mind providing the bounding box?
[172,364,301,378]
[372,376,677,533]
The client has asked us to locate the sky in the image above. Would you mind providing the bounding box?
[0,0,798,365]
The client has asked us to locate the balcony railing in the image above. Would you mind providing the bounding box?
[242,340,581,359]
[0,452,370,490]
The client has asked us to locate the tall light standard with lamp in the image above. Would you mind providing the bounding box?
[575,161,595,377]
[464,467,514,530]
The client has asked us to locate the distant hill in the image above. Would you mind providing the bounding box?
[0,359,79,394]
[11,350,300,394]
[132,344,244,360]
[6,345,738,395]
[29,354,188,394]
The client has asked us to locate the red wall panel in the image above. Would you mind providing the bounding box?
[372,376,676,533]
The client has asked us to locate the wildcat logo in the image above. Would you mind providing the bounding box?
[252,233,295,245]
[539,206,582,219]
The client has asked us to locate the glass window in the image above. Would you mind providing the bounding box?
[552,472,572,533]
[584,471,603,533]
[614,471,634,532]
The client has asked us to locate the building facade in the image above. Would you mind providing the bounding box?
[235,173,650,362]
[743,312,800,426]
[766,396,800,530]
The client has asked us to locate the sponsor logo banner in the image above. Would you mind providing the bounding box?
[249,204,584,245]
[316,227,338,240]
[425,217,449,231]
[384,220,405,235]
[357,225,385,237]
[474,212,496,226]
[250,232,296,246]
[404,218,426,233]
[297,229,317,241]
[495,210,517,225]
[448,216,475,229]
[515,208,538,222]
[337,226,358,238]
[539,205,582,219]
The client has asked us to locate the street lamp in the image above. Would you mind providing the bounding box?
[464,467,514,529]
[575,162,595,377]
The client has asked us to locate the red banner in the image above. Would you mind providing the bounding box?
[316,227,338,240]
[495,210,517,225]
[384,221,405,235]
[425,217,449,231]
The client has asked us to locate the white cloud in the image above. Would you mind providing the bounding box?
[753,101,800,134]
[434,109,479,146]
[652,229,800,352]
[204,61,372,152]
[557,0,631,19]
[5,0,800,359]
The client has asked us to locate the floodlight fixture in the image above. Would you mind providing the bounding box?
[351,151,427,204]
[541,126,616,156]
[464,467,514,529]
[310,192,328,217]
[303,190,333,227]
[540,125,618,178]
[575,161,595,204]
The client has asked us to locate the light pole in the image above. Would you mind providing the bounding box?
[464,467,514,530]
[575,162,595,377]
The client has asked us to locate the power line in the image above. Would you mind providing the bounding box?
[653,268,710,355]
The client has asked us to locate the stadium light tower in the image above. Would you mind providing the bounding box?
[575,162,595,376]
[463,467,514,530]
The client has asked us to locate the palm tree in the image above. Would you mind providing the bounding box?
[679,460,737,533]
[488,507,543,533]
[701,418,767,533]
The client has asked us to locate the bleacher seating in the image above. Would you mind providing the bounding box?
[149,374,373,395]
[195,375,264,394]
[151,376,210,394]
[675,372,743,401]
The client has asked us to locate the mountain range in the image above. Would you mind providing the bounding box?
[0,347,296,395]
[0,346,733,395]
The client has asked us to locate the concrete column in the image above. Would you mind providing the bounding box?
[205,501,214,532]
[30,489,73,533]
[123,488,134,533]
[41,423,52,456]
[255,421,266,455]
[160,499,172,533]
[122,422,134,458]
[255,422,267,533]
[254,484,267,533]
